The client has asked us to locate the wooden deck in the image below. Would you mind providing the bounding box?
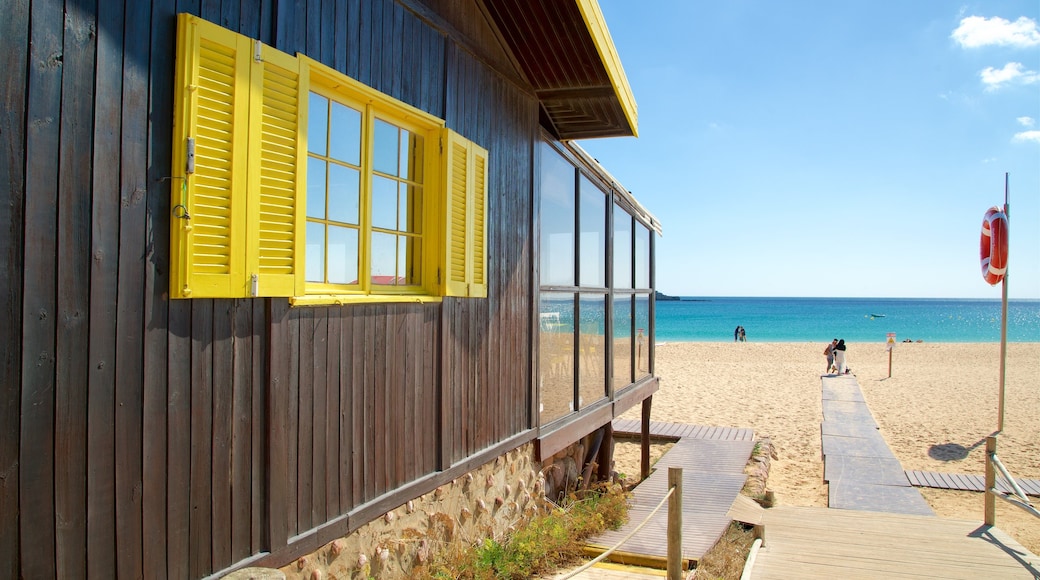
[906,470,1040,496]
[749,506,1040,579]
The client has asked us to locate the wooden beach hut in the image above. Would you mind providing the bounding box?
[0,0,661,576]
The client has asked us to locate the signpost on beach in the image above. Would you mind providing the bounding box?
[886,333,896,378]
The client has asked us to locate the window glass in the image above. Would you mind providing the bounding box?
[579,175,606,288]
[373,119,399,176]
[539,292,575,424]
[306,222,325,282]
[370,231,397,284]
[308,92,328,156]
[306,158,327,219]
[327,163,359,225]
[399,236,419,285]
[635,224,650,289]
[578,294,606,408]
[327,226,358,285]
[612,295,632,390]
[539,143,575,287]
[371,175,398,230]
[329,101,361,164]
[613,205,632,289]
[634,293,650,380]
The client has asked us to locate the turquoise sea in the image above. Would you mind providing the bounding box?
[654,297,1040,343]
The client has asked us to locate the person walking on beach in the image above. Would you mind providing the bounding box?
[834,339,847,374]
[739,327,746,342]
[824,338,838,374]
[734,326,740,342]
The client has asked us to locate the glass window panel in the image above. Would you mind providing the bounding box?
[306,222,325,282]
[306,158,327,219]
[635,293,651,380]
[327,225,358,285]
[373,119,399,176]
[539,143,575,286]
[635,225,650,289]
[370,231,397,284]
[612,295,633,390]
[400,130,424,181]
[613,205,632,289]
[579,175,606,288]
[398,236,419,285]
[401,184,422,234]
[371,175,398,230]
[578,294,607,409]
[307,92,328,156]
[329,101,361,165]
[327,163,360,225]
[539,292,575,424]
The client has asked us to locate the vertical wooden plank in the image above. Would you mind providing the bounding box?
[211,300,234,570]
[326,310,341,516]
[338,307,353,511]
[375,308,388,495]
[357,0,371,86]
[424,307,438,474]
[267,299,290,550]
[0,0,28,576]
[166,297,192,579]
[311,308,328,525]
[403,309,416,482]
[87,0,125,575]
[258,0,274,45]
[20,0,64,575]
[115,2,153,578]
[320,0,334,65]
[387,309,401,488]
[305,0,320,58]
[362,305,376,500]
[351,307,365,506]
[53,1,97,577]
[438,301,451,469]
[239,0,260,38]
[389,2,403,99]
[345,0,360,79]
[231,299,253,562]
[286,307,300,536]
[333,0,347,73]
[251,299,266,552]
[189,300,214,578]
[297,308,314,531]
[144,0,177,577]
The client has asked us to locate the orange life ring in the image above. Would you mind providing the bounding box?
[980,206,1008,285]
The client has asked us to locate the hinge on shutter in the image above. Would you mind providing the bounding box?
[254,40,263,63]
[251,273,259,297]
[437,268,441,285]
[439,136,443,154]
[185,138,196,174]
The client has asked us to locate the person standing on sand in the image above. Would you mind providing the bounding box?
[734,325,740,342]
[739,326,746,342]
[824,338,838,374]
[834,339,847,374]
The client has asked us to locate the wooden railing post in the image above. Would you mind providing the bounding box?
[985,436,996,526]
[667,467,682,580]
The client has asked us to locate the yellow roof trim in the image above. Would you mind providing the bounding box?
[575,0,638,137]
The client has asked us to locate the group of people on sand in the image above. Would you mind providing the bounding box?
[733,325,746,342]
[823,338,849,375]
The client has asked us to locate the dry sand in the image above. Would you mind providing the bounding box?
[617,341,1040,554]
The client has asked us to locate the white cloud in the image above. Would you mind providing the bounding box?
[952,15,1040,48]
[980,62,1040,90]
[1012,130,1040,143]
[1017,116,1036,127]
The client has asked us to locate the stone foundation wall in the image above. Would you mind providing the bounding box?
[277,443,547,580]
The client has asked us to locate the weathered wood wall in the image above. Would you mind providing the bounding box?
[1,0,536,577]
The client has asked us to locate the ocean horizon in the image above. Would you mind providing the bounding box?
[653,296,1040,343]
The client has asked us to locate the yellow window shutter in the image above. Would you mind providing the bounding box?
[170,14,250,298]
[245,42,305,297]
[441,129,488,298]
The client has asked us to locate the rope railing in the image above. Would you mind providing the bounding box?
[557,484,677,580]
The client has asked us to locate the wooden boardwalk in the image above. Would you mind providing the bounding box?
[585,421,756,567]
[749,506,1040,579]
[906,470,1040,496]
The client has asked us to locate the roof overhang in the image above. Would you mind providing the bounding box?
[480,0,638,140]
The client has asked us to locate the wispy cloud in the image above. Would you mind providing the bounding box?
[1017,116,1036,127]
[1012,130,1040,144]
[952,15,1040,48]
[980,62,1040,90]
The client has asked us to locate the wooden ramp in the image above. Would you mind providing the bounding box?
[749,506,1040,579]
[905,470,1040,496]
[586,421,756,567]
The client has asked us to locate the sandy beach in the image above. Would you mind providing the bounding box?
[617,341,1040,554]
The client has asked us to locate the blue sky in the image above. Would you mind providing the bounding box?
[580,1,1039,299]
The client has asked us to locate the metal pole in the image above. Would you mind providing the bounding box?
[998,173,1009,432]
[888,348,892,379]
[667,467,683,580]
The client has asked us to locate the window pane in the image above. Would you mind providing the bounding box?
[373,119,399,176]
[401,184,422,234]
[400,130,424,181]
[578,294,606,408]
[308,92,328,156]
[635,293,651,380]
[635,225,650,289]
[539,292,574,424]
[579,175,606,288]
[613,205,632,289]
[399,236,420,285]
[306,222,325,282]
[306,158,327,219]
[327,225,358,285]
[612,295,632,390]
[371,231,397,284]
[329,101,361,165]
[371,175,398,230]
[539,143,575,286]
[328,163,360,225]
